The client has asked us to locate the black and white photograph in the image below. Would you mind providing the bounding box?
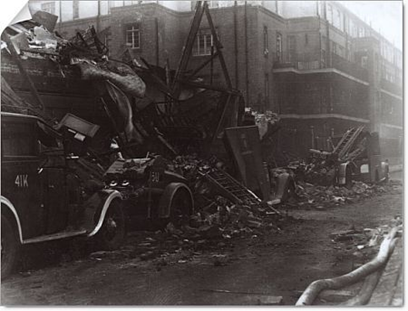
[0,0,403,306]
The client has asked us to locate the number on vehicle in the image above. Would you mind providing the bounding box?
[15,174,28,188]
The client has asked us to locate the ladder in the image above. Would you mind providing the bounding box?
[201,168,261,206]
[333,126,365,160]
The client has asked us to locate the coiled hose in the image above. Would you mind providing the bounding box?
[296,227,399,306]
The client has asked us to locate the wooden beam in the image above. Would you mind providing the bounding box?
[204,2,232,89]
[171,1,205,97]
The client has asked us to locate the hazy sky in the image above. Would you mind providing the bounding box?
[338,1,403,50]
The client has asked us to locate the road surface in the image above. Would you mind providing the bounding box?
[1,184,403,305]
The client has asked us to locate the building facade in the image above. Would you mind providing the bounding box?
[29,1,403,158]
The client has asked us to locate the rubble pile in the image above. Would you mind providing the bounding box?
[284,159,337,186]
[169,155,285,239]
[290,180,402,210]
[253,110,280,140]
[330,219,403,266]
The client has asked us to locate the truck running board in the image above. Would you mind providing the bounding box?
[22,229,87,244]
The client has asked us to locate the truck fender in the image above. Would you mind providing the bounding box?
[337,162,350,185]
[87,189,122,237]
[1,196,23,243]
[158,183,194,219]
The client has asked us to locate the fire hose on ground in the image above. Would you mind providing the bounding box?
[296,227,400,306]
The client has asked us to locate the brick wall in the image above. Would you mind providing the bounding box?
[109,4,184,67]
[53,2,401,156]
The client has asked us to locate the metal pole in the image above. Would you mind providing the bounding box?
[244,1,249,107]
[59,0,62,31]
[97,0,101,32]
[234,1,239,89]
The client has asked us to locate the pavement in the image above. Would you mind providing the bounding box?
[368,237,403,306]
[389,164,403,173]
[387,157,403,173]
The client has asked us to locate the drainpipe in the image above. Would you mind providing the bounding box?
[234,1,239,89]
[324,1,331,67]
[244,1,249,107]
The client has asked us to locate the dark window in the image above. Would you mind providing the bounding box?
[73,0,79,19]
[2,122,38,157]
[326,4,332,23]
[276,32,282,62]
[41,2,55,14]
[263,26,269,56]
[193,29,214,56]
[288,35,296,62]
[126,24,141,49]
[305,33,308,45]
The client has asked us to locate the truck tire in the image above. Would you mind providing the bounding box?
[1,215,19,280]
[170,189,193,228]
[97,200,126,250]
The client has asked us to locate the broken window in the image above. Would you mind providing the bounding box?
[41,2,55,15]
[126,24,141,49]
[193,29,214,56]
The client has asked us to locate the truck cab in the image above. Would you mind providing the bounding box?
[1,112,126,279]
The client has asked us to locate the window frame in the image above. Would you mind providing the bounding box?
[1,120,40,160]
[263,25,269,57]
[41,2,56,15]
[193,29,214,56]
[276,32,283,62]
[125,24,141,50]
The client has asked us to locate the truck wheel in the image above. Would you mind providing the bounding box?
[170,189,193,228]
[1,215,19,280]
[97,200,126,250]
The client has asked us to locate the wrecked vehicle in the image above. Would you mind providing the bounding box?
[104,156,194,228]
[308,127,389,186]
[1,112,126,279]
[336,131,389,186]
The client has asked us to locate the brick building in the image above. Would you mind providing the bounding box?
[29,1,403,158]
